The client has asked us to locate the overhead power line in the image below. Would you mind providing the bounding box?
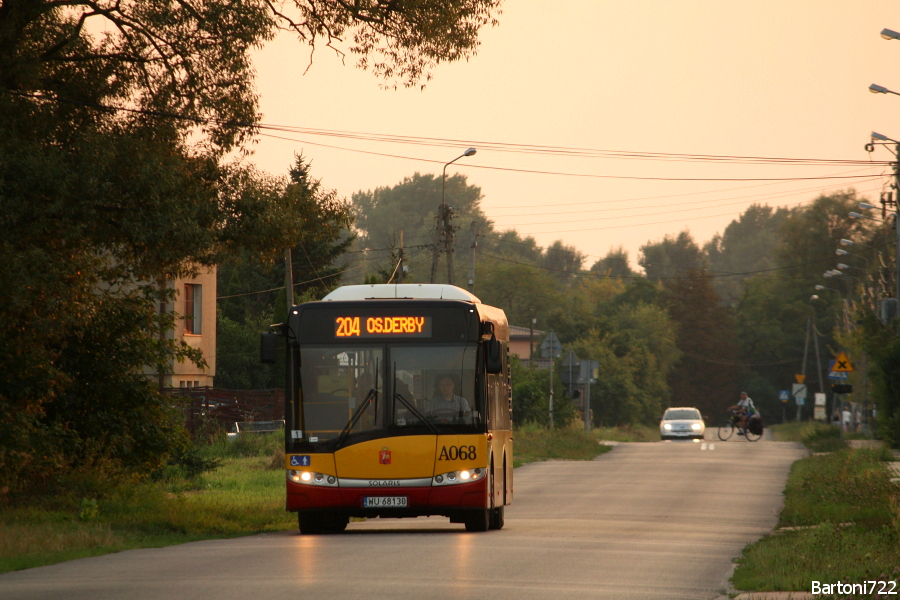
[8,90,891,181]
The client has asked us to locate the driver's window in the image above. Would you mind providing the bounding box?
[390,345,480,427]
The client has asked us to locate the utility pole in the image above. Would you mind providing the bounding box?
[894,142,900,302]
[430,148,476,285]
[284,248,294,313]
[445,205,455,285]
[801,315,811,422]
[468,222,477,293]
[430,203,455,284]
[529,317,535,369]
[398,230,405,284]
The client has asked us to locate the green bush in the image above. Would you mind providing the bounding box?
[801,422,846,453]
[200,430,283,460]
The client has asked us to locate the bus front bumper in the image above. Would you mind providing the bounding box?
[286,477,488,517]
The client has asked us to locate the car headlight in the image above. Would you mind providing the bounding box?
[663,423,672,430]
[288,470,338,487]
[691,423,702,430]
[433,468,483,486]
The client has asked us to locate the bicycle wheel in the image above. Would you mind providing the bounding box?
[717,420,735,441]
[745,426,762,442]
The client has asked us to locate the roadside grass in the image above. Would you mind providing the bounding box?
[593,424,660,443]
[732,448,900,593]
[769,421,822,442]
[3,425,618,572]
[0,433,294,574]
[512,422,612,467]
[770,421,848,452]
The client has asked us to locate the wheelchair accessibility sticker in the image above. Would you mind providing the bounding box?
[290,455,311,467]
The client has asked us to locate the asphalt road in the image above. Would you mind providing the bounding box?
[0,432,806,600]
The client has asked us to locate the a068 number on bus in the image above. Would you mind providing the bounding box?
[438,445,477,461]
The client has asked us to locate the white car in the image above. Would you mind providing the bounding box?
[660,407,706,440]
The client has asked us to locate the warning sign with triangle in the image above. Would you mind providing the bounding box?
[832,352,854,373]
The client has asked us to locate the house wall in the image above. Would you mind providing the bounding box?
[157,267,217,388]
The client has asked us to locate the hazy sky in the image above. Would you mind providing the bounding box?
[248,1,899,270]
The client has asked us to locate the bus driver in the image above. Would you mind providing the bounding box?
[426,374,470,420]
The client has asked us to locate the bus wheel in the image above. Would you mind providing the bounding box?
[298,512,323,534]
[299,512,347,534]
[489,506,504,530]
[464,509,490,532]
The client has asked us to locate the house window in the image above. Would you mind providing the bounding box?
[184,284,202,335]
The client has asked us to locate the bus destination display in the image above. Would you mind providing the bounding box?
[335,316,432,338]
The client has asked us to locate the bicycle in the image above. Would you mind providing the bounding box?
[717,411,762,442]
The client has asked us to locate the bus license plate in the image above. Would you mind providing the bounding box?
[363,496,408,508]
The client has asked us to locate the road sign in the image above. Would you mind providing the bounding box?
[814,393,826,407]
[540,331,562,359]
[814,406,826,420]
[792,383,807,400]
[795,374,806,384]
[779,390,790,402]
[578,360,598,384]
[832,352,854,373]
[796,396,805,406]
[828,360,850,381]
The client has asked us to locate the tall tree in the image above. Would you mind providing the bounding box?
[665,270,740,419]
[542,241,585,282]
[704,204,790,305]
[0,0,503,498]
[590,246,637,279]
[639,231,707,282]
[351,172,493,283]
[216,156,355,389]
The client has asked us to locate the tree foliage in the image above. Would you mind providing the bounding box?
[639,231,707,281]
[704,204,790,305]
[590,246,637,279]
[665,270,739,419]
[0,0,503,499]
[216,156,355,390]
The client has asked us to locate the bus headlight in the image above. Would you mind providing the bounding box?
[433,468,483,486]
[288,470,338,487]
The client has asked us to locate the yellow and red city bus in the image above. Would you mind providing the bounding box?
[261,284,513,534]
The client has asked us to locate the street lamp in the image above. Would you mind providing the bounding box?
[849,211,885,222]
[882,28,900,41]
[837,262,865,274]
[870,83,900,97]
[431,148,477,284]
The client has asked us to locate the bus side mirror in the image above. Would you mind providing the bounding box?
[485,337,502,374]
[260,331,280,364]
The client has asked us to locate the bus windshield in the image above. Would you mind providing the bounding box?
[299,346,383,445]
[389,344,480,431]
[298,344,480,446]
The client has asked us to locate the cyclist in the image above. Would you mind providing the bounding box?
[729,392,757,433]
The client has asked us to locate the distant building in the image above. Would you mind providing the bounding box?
[146,267,217,388]
[509,324,544,362]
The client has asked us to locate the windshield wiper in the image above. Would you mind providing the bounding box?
[335,387,377,449]
[393,391,439,434]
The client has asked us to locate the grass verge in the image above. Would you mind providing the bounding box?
[0,433,294,574]
[770,421,848,452]
[3,424,617,572]
[593,424,660,443]
[731,448,900,594]
[513,422,613,467]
